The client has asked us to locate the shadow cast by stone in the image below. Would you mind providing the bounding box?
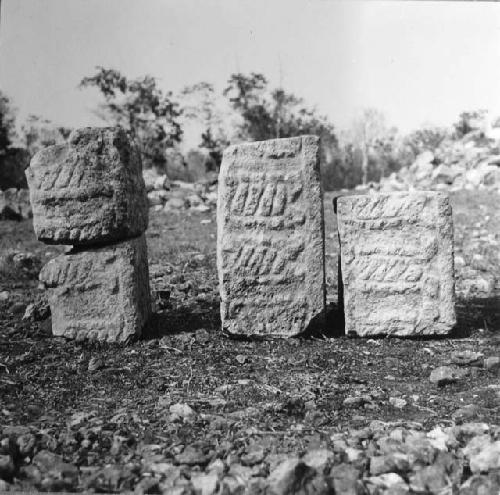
[300,302,345,338]
[451,295,500,339]
[142,303,221,339]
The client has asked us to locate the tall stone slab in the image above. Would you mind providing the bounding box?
[336,191,456,337]
[217,136,325,337]
[39,234,151,342]
[26,127,148,245]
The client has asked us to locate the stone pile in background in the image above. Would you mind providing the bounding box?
[379,133,500,193]
[25,127,151,342]
[143,168,217,213]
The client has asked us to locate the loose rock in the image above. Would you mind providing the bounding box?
[429,366,468,386]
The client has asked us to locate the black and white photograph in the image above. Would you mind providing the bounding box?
[1,0,500,493]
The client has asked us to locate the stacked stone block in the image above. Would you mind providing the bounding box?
[26,127,151,342]
[335,191,456,337]
[217,135,326,337]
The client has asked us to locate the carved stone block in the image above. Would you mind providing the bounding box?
[217,136,325,337]
[40,234,151,342]
[26,127,148,245]
[336,192,456,337]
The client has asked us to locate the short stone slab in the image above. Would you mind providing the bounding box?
[336,191,456,337]
[39,234,151,342]
[217,135,325,337]
[26,127,148,245]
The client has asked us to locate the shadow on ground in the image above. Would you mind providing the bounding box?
[142,301,221,339]
[307,294,500,340]
[141,294,499,341]
[452,295,500,338]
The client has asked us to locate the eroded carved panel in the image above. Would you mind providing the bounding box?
[217,136,325,337]
[336,192,456,336]
[26,127,148,245]
[39,234,151,342]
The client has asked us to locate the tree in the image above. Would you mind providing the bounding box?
[223,72,340,188]
[223,72,337,143]
[180,82,229,171]
[453,109,488,138]
[0,90,16,155]
[80,67,183,169]
[0,91,31,191]
[223,73,274,141]
[20,115,71,157]
[404,125,448,157]
[348,108,390,185]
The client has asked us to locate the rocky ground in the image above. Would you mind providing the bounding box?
[0,189,499,494]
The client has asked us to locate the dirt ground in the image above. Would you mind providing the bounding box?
[0,189,499,492]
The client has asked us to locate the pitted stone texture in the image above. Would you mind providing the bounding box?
[217,136,325,337]
[26,127,148,245]
[336,191,456,337]
[39,235,151,342]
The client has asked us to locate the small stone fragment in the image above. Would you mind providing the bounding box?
[26,127,148,245]
[302,449,334,474]
[451,350,484,366]
[217,136,325,337]
[329,464,362,495]
[429,366,468,386]
[389,397,407,409]
[0,454,14,481]
[460,473,500,494]
[39,234,151,342]
[452,404,480,422]
[174,446,209,466]
[365,473,408,492]
[169,403,195,420]
[369,453,410,476]
[343,396,368,408]
[409,464,448,494]
[267,457,325,495]
[336,191,456,337]
[32,450,79,491]
[133,476,161,494]
[190,472,219,495]
[88,357,105,372]
[22,300,50,321]
[85,466,131,493]
[427,426,454,451]
[240,445,265,466]
[16,433,36,457]
[467,440,500,473]
[484,356,500,370]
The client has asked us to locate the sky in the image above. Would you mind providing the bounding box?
[1,0,500,146]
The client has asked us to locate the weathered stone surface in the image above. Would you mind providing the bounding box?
[39,234,151,342]
[26,127,148,245]
[336,191,456,337]
[217,136,325,337]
